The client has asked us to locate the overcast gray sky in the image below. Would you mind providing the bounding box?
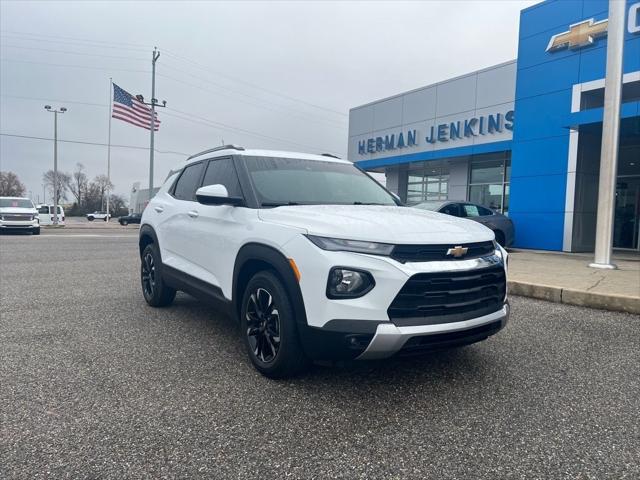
[0,0,537,202]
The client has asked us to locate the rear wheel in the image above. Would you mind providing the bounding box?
[240,271,309,378]
[88,217,94,221]
[103,217,108,222]
[141,244,176,307]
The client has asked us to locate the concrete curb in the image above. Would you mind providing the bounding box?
[508,280,640,315]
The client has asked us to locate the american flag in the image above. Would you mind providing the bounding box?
[112,83,160,131]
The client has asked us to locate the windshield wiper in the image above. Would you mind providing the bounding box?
[261,201,301,207]
[352,202,388,205]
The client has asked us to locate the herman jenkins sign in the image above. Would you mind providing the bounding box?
[357,109,514,156]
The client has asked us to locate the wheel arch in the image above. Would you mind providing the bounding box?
[232,243,307,327]
[139,224,159,258]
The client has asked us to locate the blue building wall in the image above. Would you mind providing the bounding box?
[510,0,640,250]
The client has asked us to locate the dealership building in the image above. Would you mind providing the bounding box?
[349,0,640,252]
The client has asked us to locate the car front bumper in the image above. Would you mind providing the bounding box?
[283,235,509,361]
[357,303,509,359]
[0,220,38,229]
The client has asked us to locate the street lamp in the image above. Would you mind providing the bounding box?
[44,105,67,225]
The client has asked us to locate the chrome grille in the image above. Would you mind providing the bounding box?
[2,214,33,221]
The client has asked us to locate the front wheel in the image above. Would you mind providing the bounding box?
[121,220,128,226]
[141,244,176,307]
[87,217,94,221]
[240,271,309,378]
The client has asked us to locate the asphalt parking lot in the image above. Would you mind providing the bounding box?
[1,230,639,479]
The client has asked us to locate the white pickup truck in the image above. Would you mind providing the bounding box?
[86,211,111,221]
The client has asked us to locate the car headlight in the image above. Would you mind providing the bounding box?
[494,241,508,267]
[326,267,375,299]
[306,235,394,256]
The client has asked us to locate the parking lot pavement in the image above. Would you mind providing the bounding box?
[1,231,639,479]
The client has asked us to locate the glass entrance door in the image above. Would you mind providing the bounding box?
[613,176,640,250]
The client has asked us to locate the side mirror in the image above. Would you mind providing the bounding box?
[196,184,244,206]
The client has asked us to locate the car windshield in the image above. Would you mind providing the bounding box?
[0,198,33,208]
[244,157,398,206]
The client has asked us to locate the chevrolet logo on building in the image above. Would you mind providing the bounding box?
[546,18,608,51]
[546,3,640,52]
[446,246,469,258]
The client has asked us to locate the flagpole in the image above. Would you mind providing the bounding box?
[106,77,112,222]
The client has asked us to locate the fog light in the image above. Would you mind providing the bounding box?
[326,267,375,299]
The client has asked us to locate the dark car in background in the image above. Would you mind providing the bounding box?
[412,200,515,247]
[118,213,142,226]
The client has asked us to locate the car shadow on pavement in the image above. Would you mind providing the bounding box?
[166,293,498,400]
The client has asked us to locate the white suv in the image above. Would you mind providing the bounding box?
[0,197,40,234]
[140,146,509,377]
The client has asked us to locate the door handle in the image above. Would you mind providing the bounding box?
[188,210,199,218]
[154,206,164,213]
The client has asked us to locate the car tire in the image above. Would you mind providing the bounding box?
[88,217,94,221]
[103,217,108,222]
[494,230,506,247]
[141,243,176,307]
[122,220,128,226]
[32,227,40,235]
[240,271,309,378]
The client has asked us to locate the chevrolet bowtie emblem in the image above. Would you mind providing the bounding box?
[446,246,468,258]
[546,18,608,51]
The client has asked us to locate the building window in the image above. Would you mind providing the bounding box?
[468,152,511,213]
[406,161,449,203]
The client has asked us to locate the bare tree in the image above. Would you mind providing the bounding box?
[93,174,114,211]
[42,170,72,205]
[69,163,88,207]
[108,194,127,216]
[0,171,27,197]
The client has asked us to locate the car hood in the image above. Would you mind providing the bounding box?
[258,205,494,244]
[0,207,36,214]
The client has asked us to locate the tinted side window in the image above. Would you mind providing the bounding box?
[477,205,494,216]
[440,204,459,216]
[202,158,242,197]
[38,206,49,214]
[173,163,204,201]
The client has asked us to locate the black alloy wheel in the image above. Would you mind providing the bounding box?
[141,250,156,298]
[240,271,309,378]
[245,287,281,363]
[140,244,176,307]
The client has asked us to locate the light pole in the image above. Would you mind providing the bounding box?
[137,47,166,204]
[44,105,67,226]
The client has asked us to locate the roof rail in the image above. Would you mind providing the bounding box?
[320,153,341,159]
[187,144,245,161]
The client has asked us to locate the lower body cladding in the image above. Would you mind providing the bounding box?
[299,304,508,361]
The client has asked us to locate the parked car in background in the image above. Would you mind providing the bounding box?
[36,204,65,226]
[118,212,142,226]
[86,211,111,221]
[412,201,515,247]
[0,197,39,234]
